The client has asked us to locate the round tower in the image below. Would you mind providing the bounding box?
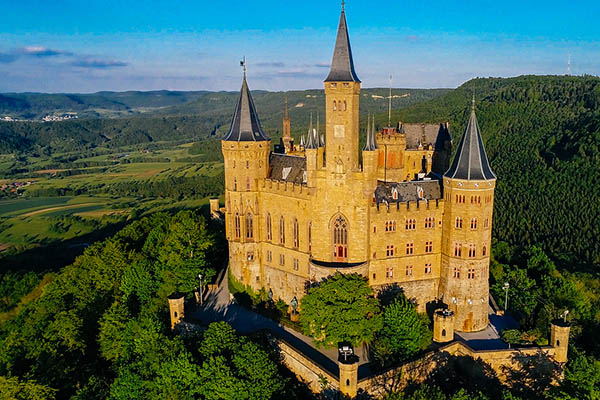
[221,67,271,291]
[550,320,571,363]
[433,309,455,343]
[167,293,185,331]
[440,100,496,332]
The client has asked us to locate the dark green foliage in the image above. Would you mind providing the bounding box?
[0,271,40,312]
[372,294,432,366]
[299,273,382,348]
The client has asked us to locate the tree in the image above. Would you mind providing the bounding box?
[299,273,382,348]
[0,376,57,400]
[372,294,432,365]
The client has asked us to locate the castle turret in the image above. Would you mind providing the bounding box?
[168,293,185,331]
[550,320,571,363]
[440,98,496,332]
[221,64,270,290]
[305,113,319,186]
[324,4,361,174]
[433,309,455,343]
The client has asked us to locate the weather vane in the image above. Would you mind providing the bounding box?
[342,0,345,11]
[240,56,247,76]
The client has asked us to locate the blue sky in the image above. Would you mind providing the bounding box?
[1,0,599,93]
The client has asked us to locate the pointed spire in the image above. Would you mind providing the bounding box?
[284,95,289,120]
[324,4,360,83]
[363,113,378,151]
[223,62,269,142]
[444,100,495,180]
[305,112,318,149]
[300,135,305,147]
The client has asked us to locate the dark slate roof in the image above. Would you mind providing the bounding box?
[268,153,306,185]
[324,9,360,83]
[401,123,451,150]
[444,106,496,180]
[374,179,442,204]
[222,74,269,142]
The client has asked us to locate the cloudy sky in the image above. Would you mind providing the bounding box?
[1,0,599,93]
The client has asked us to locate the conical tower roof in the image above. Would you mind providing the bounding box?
[222,72,269,142]
[324,5,360,83]
[445,101,495,180]
[305,113,318,149]
[363,114,378,151]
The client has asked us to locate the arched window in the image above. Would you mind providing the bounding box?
[343,101,347,111]
[471,218,478,230]
[234,213,241,239]
[233,177,237,191]
[392,188,398,200]
[332,214,348,262]
[246,177,250,190]
[483,245,487,256]
[333,100,337,111]
[245,213,253,240]
[442,329,446,337]
[293,218,299,248]
[279,216,285,245]
[266,213,272,241]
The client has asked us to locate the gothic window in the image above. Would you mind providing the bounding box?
[454,243,462,257]
[425,217,435,229]
[293,218,299,248]
[234,177,237,191]
[453,266,460,278]
[266,213,272,241]
[332,215,348,262]
[467,268,475,279]
[333,100,337,111]
[245,213,253,240]
[483,245,487,256]
[471,218,478,230]
[308,222,312,252]
[293,258,299,271]
[246,160,249,169]
[468,244,476,258]
[386,245,395,257]
[405,219,416,231]
[406,265,413,276]
[234,213,241,240]
[279,216,285,245]
[279,254,285,266]
[406,242,414,255]
[425,241,433,253]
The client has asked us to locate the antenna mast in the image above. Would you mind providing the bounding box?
[388,74,392,127]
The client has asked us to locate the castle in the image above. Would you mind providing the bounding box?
[221,6,496,333]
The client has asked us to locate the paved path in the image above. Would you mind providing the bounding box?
[455,306,520,350]
[187,268,372,377]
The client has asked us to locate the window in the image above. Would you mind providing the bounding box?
[425,217,435,229]
[484,218,489,229]
[454,243,462,257]
[455,217,463,229]
[246,160,249,169]
[232,160,236,168]
[405,219,416,231]
[245,213,253,240]
[279,254,285,266]
[453,266,460,278]
[386,267,394,278]
[405,265,413,276]
[470,218,478,230]
[308,222,312,252]
[333,100,337,111]
[266,250,272,263]
[386,245,395,257]
[233,177,237,191]
[266,213,272,241]
[455,195,466,204]
[406,242,414,255]
[279,216,285,245]
[467,268,475,279]
[246,177,250,190]
[293,258,299,271]
[333,215,348,261]
[468,244,476,258]
[424,263,432,274]
[293,218,299,248]
[385,220,396,232]
[483,245,487,256]
[373,225,377,233]
[247,251,254,261]
[392,188,398,200]
[234,213,241,239]
[425,241,433,253]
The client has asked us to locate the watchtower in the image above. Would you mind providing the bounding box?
[433,309,455,343]
[550,320,571,363]
[167,293,185,331]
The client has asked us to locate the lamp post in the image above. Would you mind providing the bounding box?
[503,282,510,311]
[198,273,203,306]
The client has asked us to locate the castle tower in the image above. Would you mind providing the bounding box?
[362,114,378,177]
[167,293,185,331]
[282,96,292,152]
[440,99,496,332]
[221,65,271,290]
[550,320,571,363]
[338,356,359,398]
[324,4,361,174]
[433,309,455,343]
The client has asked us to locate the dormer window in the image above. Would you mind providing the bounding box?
[392,188,398,200]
